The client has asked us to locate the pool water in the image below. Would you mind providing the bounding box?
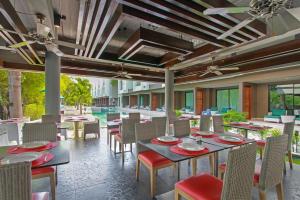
[92,108,127,127]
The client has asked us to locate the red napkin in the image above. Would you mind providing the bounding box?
[169,145,209,156]
[151,138,182,146]
[7,142,58,154]
[191,133,219,138]
[214,137,245,145]
[32,153,54,168]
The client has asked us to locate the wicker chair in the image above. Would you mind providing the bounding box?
[0,125,9,146]
[0,162,49,200]
[152,116,167,137]
[22,122,57,200]
[83,118,100,140]
[135,122,174,198]
[175,143,257,200]
[168,111,177,124]
[114,118,139,163]
[106,113,120,148]
[200,115,211,131]
[173,119,190,138]
[212,115,226,133]
[42,115,61,123]
[129,112,140,120]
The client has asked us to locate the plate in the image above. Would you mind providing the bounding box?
[20,141,49,149]
[177,143,205,151]
[194,131,214,136]
[219,135,243,143]
[157,136,178,142]
[1,152,42,165]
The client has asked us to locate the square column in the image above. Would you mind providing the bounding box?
[165,69,174,133]
[45,51,61,115]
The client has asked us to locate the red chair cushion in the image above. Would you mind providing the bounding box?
[109,128,120,134]
[32,167,55,176]
[190,127,200,132]
[138,150,173,168]
[56,135,62,141]
[256,140,266,147]
[176,173,223,200]
[32,192,49,200]
[114,133,122,141]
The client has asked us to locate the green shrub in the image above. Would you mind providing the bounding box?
[270,128,281,137]
[175,109,182,117]
[223,110,247,124]
[24,103,45,120]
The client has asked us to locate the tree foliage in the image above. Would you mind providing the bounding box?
[0,70,8,119]
[62,77,92,114]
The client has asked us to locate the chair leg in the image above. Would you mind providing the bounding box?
[107,130,109,145]
[259,190,267,200]
[191,158,197,176]
[150,168,157,198]
[276,182,284,200]
[109,134,112,149]
[209,154,214,175]
[121,143,125,164]
[136,159,140,181]
[288,150,293,169]
[174,188,180,200]
[130,143,132,152]
[218,168,224,180]
[114,139,117,155]
[259,148,263,160]
[50,173,56,200]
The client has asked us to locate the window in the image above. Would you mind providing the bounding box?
[216,88,239,111]
[185,91,194,110]
[269,84,300,110]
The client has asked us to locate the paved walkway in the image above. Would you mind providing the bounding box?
[33,128,300,200]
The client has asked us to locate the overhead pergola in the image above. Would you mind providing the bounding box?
[0,0,299,84]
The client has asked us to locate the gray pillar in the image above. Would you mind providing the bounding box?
[238,82,244,112]
[45,51,61,115]
[165,69,174,133]
[8,71,23,118]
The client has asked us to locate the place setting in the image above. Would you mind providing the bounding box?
[169,139,209,156]
[151,135,182,146]
[213,134,246,145]
[7,140,58,154]
[191,131,219,138]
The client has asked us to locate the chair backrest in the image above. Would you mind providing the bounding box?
[106,113,120,121]
[282,122,294,151]
[0,162,32,200]
[168,111,177,124]
[42,114,61,123]
[0,125,9,146]
[199,115,211,131]
[152,116,167,137]
[84,118,100,134]
[212,115,225,133]
[121,118,139,144]
[221,143,257,200]
[129,112,140,121]
[135,122,156,154]
[22,122,57,143]
[259,135,288,190]
[173,119,190,137]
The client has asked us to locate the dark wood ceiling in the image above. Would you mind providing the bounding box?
[0,0,299,83]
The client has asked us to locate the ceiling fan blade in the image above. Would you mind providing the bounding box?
[218,18,255,40]
[0,28,32,38]
[218,67,239,71]
[56,40,85,50]
[214,71,223,76]
[198,71,210,77]
[203,7,250,15]
[112,75,121,78]
[45,43,64,57]
[128,73,142,76]
[124,75,133,79]
[9,41,36,48]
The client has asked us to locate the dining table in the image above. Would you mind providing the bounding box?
[64,116,89,139]
[139,132,255,180]
[223,122,272,138]
[0,141,70,169]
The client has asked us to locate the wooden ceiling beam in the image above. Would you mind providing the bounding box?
[123,0,244,44]
[160,52,181,65]
[122,4,233,47]
[147,0,254,41]
[118,29,142,59]
[74,0,86,55]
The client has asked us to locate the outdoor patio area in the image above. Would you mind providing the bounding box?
[32,130,300,200]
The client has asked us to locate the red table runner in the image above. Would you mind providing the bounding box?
[151,138,182,146]
[169,146,209,156]
[7,142,58,154]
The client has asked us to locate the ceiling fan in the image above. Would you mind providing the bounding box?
[113,64,142,79]
[198,57,239,77]
[0,14,85,56]
[203,0,295,39]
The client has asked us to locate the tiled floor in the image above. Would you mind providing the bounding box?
[33,128,300,200]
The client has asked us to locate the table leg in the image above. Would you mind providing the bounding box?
[176,162,181,181]
[74,121,79,139]
[214,152,219,177]
[245,130,248,138]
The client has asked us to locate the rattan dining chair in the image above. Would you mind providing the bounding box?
[0,162,49,200]
[173,119,190,138]
[200,115,211,131]
[255,135,288,200]
[114,118,139,163]
[135,122,174,198]
[212,115,225,133]
[42,115,61,123]
[22,122,57,200]
[106,113,120,148]
[175,143,257,200]
[83,118,100,140]
[129,112,140,120]
[152,116,167,137]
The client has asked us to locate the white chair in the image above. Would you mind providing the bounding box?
[173,119,190,138]
[151,116,167,137]
[1,123,20,145]
[0,162,49,200]
[83,119,100,140]
[0,126,9,146]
